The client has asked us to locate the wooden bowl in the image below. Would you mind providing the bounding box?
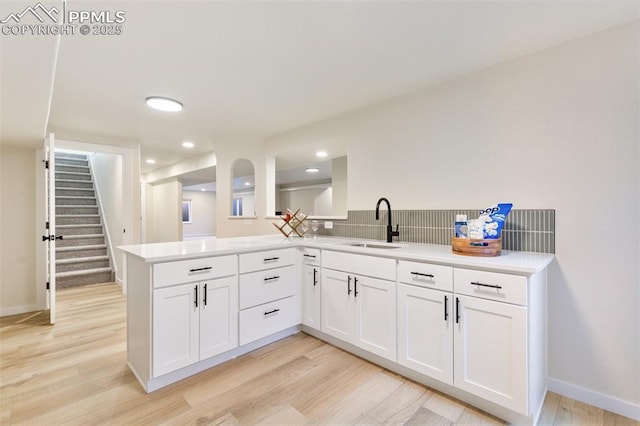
[451,237,502,257]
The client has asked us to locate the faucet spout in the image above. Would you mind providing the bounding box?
[375,197,400,243]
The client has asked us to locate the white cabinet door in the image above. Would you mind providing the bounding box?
[354,275,396,361]
[153,284,199,377]
[454,294,528,414]
[321,269,353,341]
[397,284,453,384]
[199,276,238,360]
[302,264,321,330]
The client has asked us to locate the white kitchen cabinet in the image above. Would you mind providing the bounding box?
[397,283,453,384]
[302,248,321,330]
[453,287,528,414]
[238,248,299,345]
[302,266,321,329]
[153,275,238,377]
[322,269,353,340]
[199,276,238,359]
[153,283,200,376]
[321,252,396,361]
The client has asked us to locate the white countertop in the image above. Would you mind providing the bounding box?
[119,234,554,275]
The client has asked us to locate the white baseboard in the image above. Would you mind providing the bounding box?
[548,377,640,421]
[0,304,43,317]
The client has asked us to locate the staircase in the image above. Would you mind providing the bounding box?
[55,152,114,289]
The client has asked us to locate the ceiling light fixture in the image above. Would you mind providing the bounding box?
[315,151,328,158]
[244,182,251,186]
[201,188,206,192]
[145,96,183,112]
[146,159,156,164]
[306,167,320,173]
[182,141,195,148]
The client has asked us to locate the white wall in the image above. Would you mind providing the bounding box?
[279,185,332,216]
[265,22,640,414]
[0,145,39,315]
[332,156,348,217]
[182,190,216,238]
[90,153,123,282]
[146,179,182,243]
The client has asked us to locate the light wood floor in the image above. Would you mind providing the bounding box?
[0,283,637,426]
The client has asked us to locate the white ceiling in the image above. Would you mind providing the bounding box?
[1,1,638,173]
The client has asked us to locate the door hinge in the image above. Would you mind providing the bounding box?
[44,160,49,169]
[46,282,50,290]
[46,221,49,229]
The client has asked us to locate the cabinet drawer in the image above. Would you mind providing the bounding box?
[239,248,296,274]
[398,261,453,291]
[153,255,237,288]
[239,265,297,310]
[322,250,396,281]
[239,296,299,345]
[454,268,527,306]
[301,247,321,266]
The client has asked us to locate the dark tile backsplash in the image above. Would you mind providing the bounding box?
[316,209,555,254]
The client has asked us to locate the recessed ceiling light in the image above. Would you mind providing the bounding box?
[244,181,251,186]
[146,159,156,164]
[200,188,206,192]
[145,96,183,112]
[315,151,328,158]
[306,167,320,173]
[182,141,195,148]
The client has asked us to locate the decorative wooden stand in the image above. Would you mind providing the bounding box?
[451,237,502,257]
[273,208,308,237]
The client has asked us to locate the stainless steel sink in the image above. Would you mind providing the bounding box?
[349,243,401,249]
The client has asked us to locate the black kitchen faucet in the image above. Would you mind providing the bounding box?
[375,197,399,243]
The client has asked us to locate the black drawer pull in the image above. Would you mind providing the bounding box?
[471,281,502,290]
[194,285,198,308]
[203,283,207,306]
[303,254,316,258]
[189,266,212,273]
[444,295,448,321]
[455,297,460,324]
[263,257,280,262]
[313,268,317,286]
[354,277,359,297]
[264,276,280,282]
[264,308,280,316]
[411,272,434,278]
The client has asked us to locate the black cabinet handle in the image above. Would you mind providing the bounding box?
[444,295,448,321]
[304,254,316,258]
[264,308,280,316]
[203,283,207,306]
[471,281,502,290]
[347,275,352,295]
[264,276,280,282]
[313,268,317,286]
[455,297,460,324]
[189,266,212,273]
[354,277,359,297]
[411,271,434,278]
[55,235,63,240]
[194,285,198,308]
[263,257,280,262]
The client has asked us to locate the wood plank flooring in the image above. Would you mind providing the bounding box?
[0,283,637,425]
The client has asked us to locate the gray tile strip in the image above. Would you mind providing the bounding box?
[317,209,555,254]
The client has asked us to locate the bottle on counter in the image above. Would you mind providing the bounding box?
[454,214,468,238]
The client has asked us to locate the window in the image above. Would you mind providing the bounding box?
[182,200,192,223]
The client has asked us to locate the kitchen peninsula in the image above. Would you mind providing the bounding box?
[119,235,553,425]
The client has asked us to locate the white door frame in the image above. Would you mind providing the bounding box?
[35,138,140,308]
